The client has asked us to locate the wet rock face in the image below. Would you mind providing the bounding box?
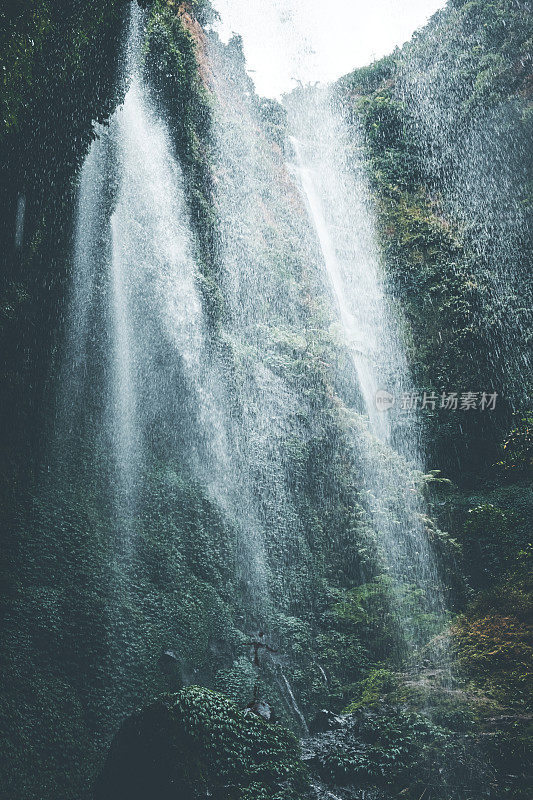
[94,687,311,800]
[304,706,430,796]
[244,699,275,722]
[94,699,190,800]
[308,709,345,735]
[310,784,385,800]
[303,702,497,800]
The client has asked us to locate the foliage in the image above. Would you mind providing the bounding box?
[94,687,312,800]
[495,413,533,477]
[343,668,399,711]
[0,0,128,489]
[139,1,217,25]
[0,6,130,795]
[339,54,396,96]
[452,613,533,701]
[144,0,222,324]
[332,576,445,662]
[1,2,532,799]
[359,95,405,152]
[306,703,488,799]
[462,502,530,587]
[334,6,533,796]
[337,0,532,478]
[0,0,127,144]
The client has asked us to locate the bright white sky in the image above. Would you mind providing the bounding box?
[211,0,445,97]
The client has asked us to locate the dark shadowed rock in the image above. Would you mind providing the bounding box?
[244,698,275,722]
[309,709,344,735]
[94,686,311,800]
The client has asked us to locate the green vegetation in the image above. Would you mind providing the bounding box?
[144,1,223,323]
[308,703,482,799]
[0,1,531,799]
[339,0,532,477]
[334,3,532,796]
[0,1,121,142]
[95,687,311,800]
[0,0,128,490]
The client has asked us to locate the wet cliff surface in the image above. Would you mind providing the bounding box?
[0,2,531,799]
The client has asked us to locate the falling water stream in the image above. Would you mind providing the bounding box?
[287,90,448,655]
[14,194,25,249]
[65,5,271,606]
[64,2,449,734]
[289,133,389,441]
[279,670,310,735]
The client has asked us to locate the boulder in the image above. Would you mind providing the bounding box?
[308,709,344,735]
[94,686,311,800]
[244,699,275,722]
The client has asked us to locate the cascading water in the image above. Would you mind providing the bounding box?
[63,5,270,604]
[63,0,448,732]
[278,669,310,735]
[14,193,25,249]
[205,2,450,665]
[289,133,390,442]
[287,89,448,656]
[60,138,106,434]
[205,34,323,614]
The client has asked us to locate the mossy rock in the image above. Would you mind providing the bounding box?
[94,686,311,800]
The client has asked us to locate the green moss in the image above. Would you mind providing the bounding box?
[343,668,400,711]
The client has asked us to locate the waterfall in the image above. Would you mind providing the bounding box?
[14,193,26,249]
[63,0,447,718]
[61,4,207,554]
[201,19,448,660]
[278,670,309,735]
[4,3,529,797]
[287,92,408,448]
[287,89,447,656]
[61,140,105,426]
[205,34,321,612]
[62,5,270,606]
[289,134,389,441]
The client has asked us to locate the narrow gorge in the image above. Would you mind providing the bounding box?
[0,2,531,799]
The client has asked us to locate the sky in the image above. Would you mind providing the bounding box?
[211,0,446,98]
